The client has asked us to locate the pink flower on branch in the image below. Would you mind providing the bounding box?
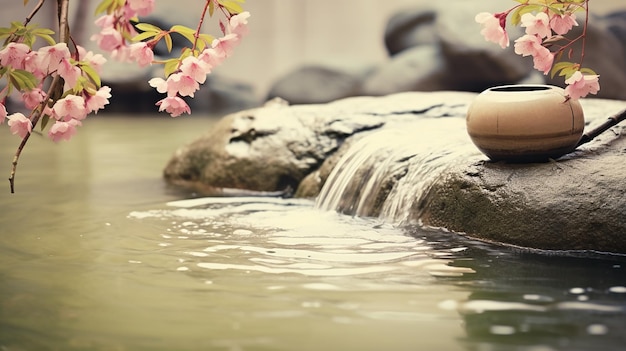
[0,42,31,69]
[48,119,81,142]
[514,34,542,57]
[7,113,32,138]
[565,71,600,100]
[520,12,552,39]
[129,42,154,67]
[180,56,210,84]
[167,73,199,97]
[229,11,251,37]
[532,47,554,75]
[38,43,71,74]
[127,0,155,17]
[549,13,578,35]
[475,12,509,49]
[156,96,191,117]
[21,88,46,110]
[86,86,112,113]
[53,95,87,121]
[212,33,240,57]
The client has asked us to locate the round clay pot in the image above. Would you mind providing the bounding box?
[466,84,585,162]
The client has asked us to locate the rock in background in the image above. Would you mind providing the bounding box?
[267,2,626,104]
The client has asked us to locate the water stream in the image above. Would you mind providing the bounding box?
[1,116,625,351]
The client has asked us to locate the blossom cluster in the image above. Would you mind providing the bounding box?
[91,0,250,117]
[0,40,111,142]
[1,0,249,145]
[475,0,599,100]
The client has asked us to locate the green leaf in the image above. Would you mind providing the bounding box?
[9,69,38,90]
[40,114,50,131]
[164,33,173,53]
[579,67,598,76]
[219,0,244,14]
[81,64,102,88]
[135,22,163,33]
[170,25,197,44]
[34,33,56,46]
[94,0,114,15]
[209,0,215,16]
[198,33,214,48]
[163,58,180,77]
[511,4,545,26]
[132,31,157,42]
[550,61,574,79]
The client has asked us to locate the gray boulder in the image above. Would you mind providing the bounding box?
[164,91,626,254]
[266,65,368,105]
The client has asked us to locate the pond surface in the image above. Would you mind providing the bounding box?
[1,116,625,351]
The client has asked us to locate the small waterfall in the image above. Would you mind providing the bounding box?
[315,118,479,224]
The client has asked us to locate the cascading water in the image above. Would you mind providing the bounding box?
[315,117,481,224]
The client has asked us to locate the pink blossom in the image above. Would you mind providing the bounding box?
[129,42,154,67]
[475,12,509,49]
[86,86,112,113]
[38,43,71,73]
[167,73,199,97]
[148,77,169,94]
[198,48,226,68]
[7,113,32,138]
[21,88,46,109]
[229,11,250,37]
[156,96,191,117]
[58,58,81,89]
[180,56,210,84]
[127,0,155,17]
[520,12,552,39]
[48,119,81,142]
[532,46,554,75]
[23,51,45,79]
[91,27,124,52]
[212,34,239,57]
[514,34,542,57]
[0,42,31,69]
[77,46,107,73]
[94,15,115,29]
[549,13,578,35]
[565,71,600,100]
[0,103,6,124]
[53,94,87,121]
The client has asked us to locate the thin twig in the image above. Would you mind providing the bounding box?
[576,108,626,147]
[8,0,69,193]
[9,75,62,193]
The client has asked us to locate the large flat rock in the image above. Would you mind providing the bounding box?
[164,92,626,254]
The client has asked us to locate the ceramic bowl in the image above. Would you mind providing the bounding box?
[466,84,585,162]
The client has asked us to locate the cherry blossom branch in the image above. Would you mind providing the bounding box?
[8,75,63,193]
[8,0,69,193]
[24,0,46,26]
[192,1,212,52]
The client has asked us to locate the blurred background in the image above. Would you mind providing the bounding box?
[2,0,625,113]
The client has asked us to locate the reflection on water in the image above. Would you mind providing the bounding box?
[1,116,625,351]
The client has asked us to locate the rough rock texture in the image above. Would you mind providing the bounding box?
[420,98,626,253]
[163,97,387,194]
[164,92,626,254]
